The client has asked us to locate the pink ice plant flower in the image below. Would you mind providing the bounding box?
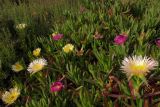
[52,33,63,41]
[155,38,160,48]
[50,81,64,92]
[114,34,128,45]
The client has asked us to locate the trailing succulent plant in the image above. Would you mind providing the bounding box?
[0,0,160,106]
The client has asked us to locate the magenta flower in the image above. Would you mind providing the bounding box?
[155,38,160,48]
[114,34,128,45]
[52,33,63,41]
[50,81,64,92]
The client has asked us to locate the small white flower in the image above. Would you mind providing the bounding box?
[27,58,47,74]
[16,23,27,29]
[121,55,158,78]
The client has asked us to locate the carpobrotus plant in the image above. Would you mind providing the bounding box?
[52,33,63,41]
[12,62,24,72]
[155,38,160,48]
[2,87,20,105]
[16,23,27,30]
[1,0,160,106]
[114,34,128,45]
[33,48,41,57]
[121,55,158,97]
[121,55,158,79]
[63,44,74,53]
[50,81,64,92]
[27,58,47,74]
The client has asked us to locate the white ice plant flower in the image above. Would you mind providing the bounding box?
[2,87,20,105]
[16,23,27,29]
[27,58,47,74]
[121,55,158,79]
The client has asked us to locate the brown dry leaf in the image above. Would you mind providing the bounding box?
[76,48,84,56]
[108,8,113,18]
[144,99,149,107]
[93,31,103,40]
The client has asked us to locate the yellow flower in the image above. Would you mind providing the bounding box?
[27,58,47,74]
[63,44,74,53]
[2,87,20,105]
[121,55,158,79]
[12,62,24,72]
[33,48,41,57]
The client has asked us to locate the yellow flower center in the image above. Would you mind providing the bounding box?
[15,64,23,70]
[64,47,70,53]
[8,94,17,102]
[52,33,57,37]
[12,63,23,72]
[4,92,20,104]
[32,63,43,72]
[130,63,148,75]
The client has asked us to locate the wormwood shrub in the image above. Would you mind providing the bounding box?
[0,0,160,107]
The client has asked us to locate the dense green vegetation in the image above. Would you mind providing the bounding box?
[0,0,160,106]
